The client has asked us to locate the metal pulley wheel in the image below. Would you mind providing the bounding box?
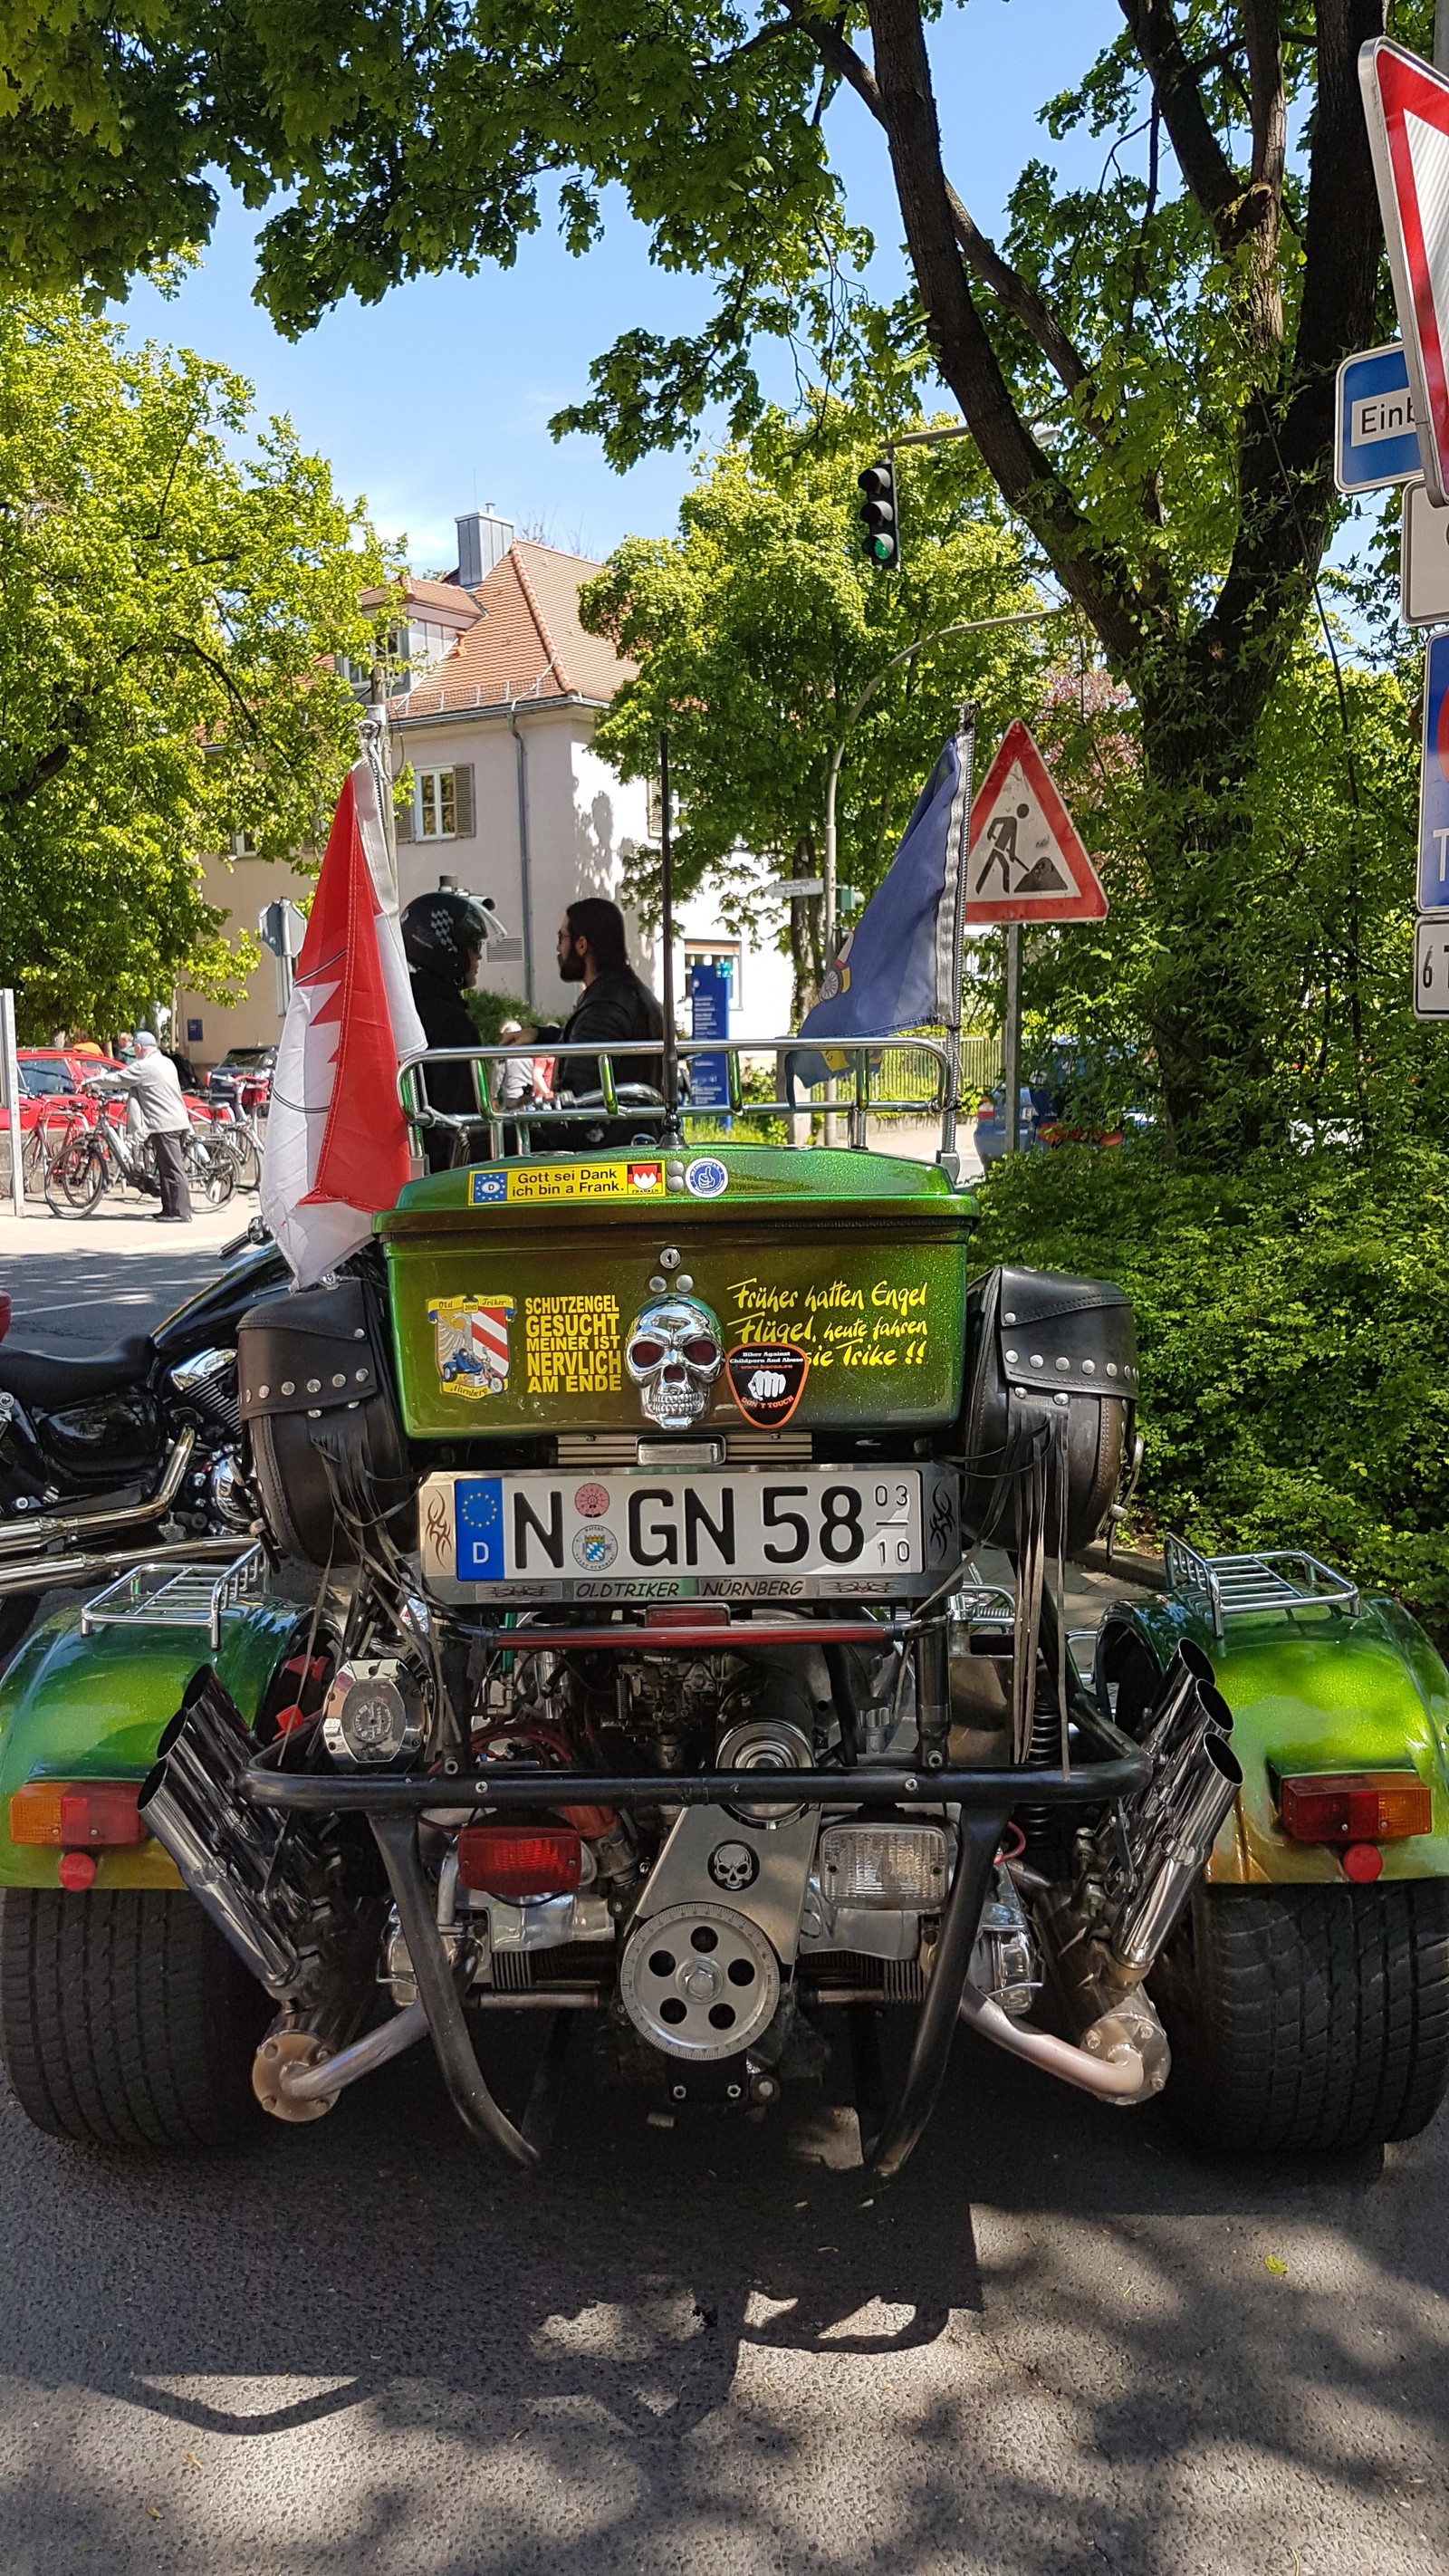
[619,1901,780,2060]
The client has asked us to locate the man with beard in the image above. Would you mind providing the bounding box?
[552,899,664,1111]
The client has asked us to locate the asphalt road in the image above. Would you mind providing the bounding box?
[0,1228,1443,2575]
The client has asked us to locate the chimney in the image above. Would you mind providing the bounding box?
[454,506,514,590]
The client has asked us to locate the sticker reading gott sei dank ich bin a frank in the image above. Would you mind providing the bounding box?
[469,1162,664,1205]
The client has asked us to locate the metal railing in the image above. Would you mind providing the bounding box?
[398,1035,957,1161]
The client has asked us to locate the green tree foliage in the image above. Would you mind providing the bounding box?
[0,2,1422,1148]
[1016,621,1443,1156]
[973,1143,1449,1629]
[581,410,1047,1014]
[0,295,386,1037]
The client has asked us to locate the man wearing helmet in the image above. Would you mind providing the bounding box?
[399,887,489,1168]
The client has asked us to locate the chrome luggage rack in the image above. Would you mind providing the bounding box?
[398,1033,959,1161]
[81,1543,270,1651]
[1164,1534,1358,1638]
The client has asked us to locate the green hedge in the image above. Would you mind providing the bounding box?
[970,1146,1449,1625]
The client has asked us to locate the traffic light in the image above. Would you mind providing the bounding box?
[857,458,898,570]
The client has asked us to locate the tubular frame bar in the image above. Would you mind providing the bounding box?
[868,1806,1009,2178]
[370,1815,539,2169]
[242,1738,1147,1821]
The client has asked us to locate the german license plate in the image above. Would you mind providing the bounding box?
[417,1466,943,1601]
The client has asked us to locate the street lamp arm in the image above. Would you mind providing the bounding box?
[823,600,1068,918]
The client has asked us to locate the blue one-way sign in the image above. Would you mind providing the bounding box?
[1419,632,1449,908]
[1336,342,1423,494]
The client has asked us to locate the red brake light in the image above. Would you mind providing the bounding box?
[1279,1772,1432,1846]
[629,1339,666,1369]
[456,1826,582,1901]
[9,1780,146,1848]
[681,1337,719,1365]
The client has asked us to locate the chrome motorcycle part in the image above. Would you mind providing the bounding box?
[252,2027,336,2122]
[168,1344,241,1430]
[139,1668,339,1998]
[619,1900,780,2061]
[958,1981,1166,2102]
[0,1425,196,1562]
[716,1715,813,1824]
[967,1863,1040,2018]
[623,1295,723,1429]
[321,1658,427,1768]
[206,1452,254,1529]
[631,1797,820,1963]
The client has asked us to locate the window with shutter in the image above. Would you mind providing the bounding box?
[453,765,475,837]
[395,793,414,842]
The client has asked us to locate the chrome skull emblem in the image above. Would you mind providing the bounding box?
[625,1295,724,1429]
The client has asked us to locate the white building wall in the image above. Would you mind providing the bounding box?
[178,706,794,1068]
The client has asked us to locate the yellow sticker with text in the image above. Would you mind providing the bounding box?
[469,1160,665,1206]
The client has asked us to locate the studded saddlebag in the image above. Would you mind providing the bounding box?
[959,1266,1139,1556]
[238,1274,416,1565]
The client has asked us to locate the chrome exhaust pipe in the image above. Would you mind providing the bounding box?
[0,1531,242,1600]
[139,1668,331,1999]
[1109,1728,1243,1977]
[0,1429,196,1562]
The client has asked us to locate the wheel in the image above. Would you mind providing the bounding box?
[223,1129,261,1191]
[44,1139,105,1216]
[0,1889,268,2148]
[1155,1880,1449,2154]
[196,1143,235,1209]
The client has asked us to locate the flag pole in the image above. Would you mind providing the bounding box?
[938,701,974,1185]
[658,730,682,1149]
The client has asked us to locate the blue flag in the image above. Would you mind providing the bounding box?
[789,721,973,1090]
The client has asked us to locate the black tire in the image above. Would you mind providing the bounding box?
[44,1139,104,1216]
[1156,1879,1449,2154]
[0,1889,268,2148]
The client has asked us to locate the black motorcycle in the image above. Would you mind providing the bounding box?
[0,1222,290,1664]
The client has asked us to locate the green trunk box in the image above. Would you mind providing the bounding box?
[378,1146,974,1441]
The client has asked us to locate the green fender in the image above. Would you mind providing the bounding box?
[0,1598,307,1890]
[1099,1591,1449,1884]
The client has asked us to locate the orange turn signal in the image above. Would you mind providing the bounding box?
[1279,1772,1432,1847]
[9,1780,146,1849]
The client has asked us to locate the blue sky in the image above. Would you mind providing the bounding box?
[118,2,1127,570]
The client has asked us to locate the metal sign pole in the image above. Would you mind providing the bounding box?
[1002,925,1022,1154]
[658,731,682,1149]
[0,990,24,1217]
[939,703,974,1178]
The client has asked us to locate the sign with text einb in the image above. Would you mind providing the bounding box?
[1336,342,1422,493]
[1360,43,1449,505]
[1418,631,1449,908]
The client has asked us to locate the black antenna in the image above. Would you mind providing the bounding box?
[658,729,681,1149]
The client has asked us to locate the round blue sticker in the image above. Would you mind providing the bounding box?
[685,1156,729,1199]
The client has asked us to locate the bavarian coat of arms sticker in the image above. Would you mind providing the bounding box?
[428,1293,515,1398]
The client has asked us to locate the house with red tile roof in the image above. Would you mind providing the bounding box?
[176,508,791,1065]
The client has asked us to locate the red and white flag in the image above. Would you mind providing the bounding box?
[260,755,426,1288]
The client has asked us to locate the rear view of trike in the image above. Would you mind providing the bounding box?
[0,1038,1444,2171]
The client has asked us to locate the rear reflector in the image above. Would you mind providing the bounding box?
[1279,1772,1432,1846]
[456,1826,582,1901]
[9,1781,147,1849]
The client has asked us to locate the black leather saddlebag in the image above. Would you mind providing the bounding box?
[238,1276,415,1565]
[959,1266,1138,1557]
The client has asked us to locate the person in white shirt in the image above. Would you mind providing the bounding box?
[101,1032,193,1222]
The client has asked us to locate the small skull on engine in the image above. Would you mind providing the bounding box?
[625,1295,724,1429]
